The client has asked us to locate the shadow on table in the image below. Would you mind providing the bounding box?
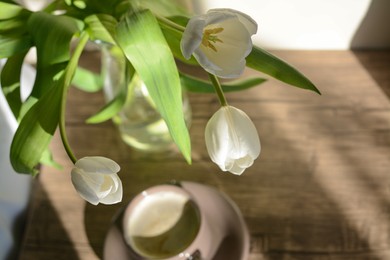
[352,51,390,99]
[350,0,390,98]
[85,55,390,259]
[19,182,80,260]
[4,208,28,260]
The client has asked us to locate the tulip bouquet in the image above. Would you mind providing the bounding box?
[0,0,319,205]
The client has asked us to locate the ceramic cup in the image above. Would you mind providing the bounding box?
[122,184,227,260]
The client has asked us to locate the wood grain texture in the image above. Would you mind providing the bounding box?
[19,51,390,260]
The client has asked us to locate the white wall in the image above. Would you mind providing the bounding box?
[194,0,390,50]
[0,60,33,260]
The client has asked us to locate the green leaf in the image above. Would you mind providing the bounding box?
[166,15,189,27]
[0,34,31,58]
[72,66,102,92]
[10,79,64,175]
[246,46,321,94]
[0,2,26,20]
[116,10,191,163]
[9,17,87,175]
[139,0,190,17]
[85,14,117,44]
[181,73,266,93]
[0,17,27,34]
[40,148,63,170]
[28,12,83,66]
[86,88,126,124]
[86,61,134,123]
[0,51,26,118]
[27,12,82,98]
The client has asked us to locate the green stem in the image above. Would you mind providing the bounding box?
[59,31,90,164]
[156,15,186,32]
[208,73,228,106]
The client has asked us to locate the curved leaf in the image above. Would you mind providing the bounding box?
[10,32,89,175]
[10,79,64,175]
[246,46,320,94]
[0,17,28,34]
[86,87,126,124]
[116,10,191,163]
[72,67,102,92]
[27,12,82,98]
[180,73,266,93]
[85,14,117,44]
[0,35,31,58]
[28,12,83,66]
[0,51,27,118]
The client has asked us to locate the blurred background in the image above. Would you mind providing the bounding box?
[193,0,390,50]
[16,0,390,49]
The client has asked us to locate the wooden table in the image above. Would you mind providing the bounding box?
[19,50,390,260]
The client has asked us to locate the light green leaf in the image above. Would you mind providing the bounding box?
[85,14,117,44]
[10,79,64,175]
[181,73,266,93]
[85,88,126,124]
[86,61,134,123]
[0,35,31,58]
[0,18,27,34]
[40,148,63,170]
[0,52,26,118]
[246,46,320,94]
[72,67,102,92]
[0,2,27,20]
[116,10,191,163]
[139,0,190,17]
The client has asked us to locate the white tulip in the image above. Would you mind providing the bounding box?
[205,106,260,175]
[181,8,257,78]
[71,156,123,205]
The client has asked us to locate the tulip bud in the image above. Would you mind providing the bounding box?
[71,156,123,205]
[205,106,260,175]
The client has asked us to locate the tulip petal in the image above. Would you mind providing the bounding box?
[71,168,100,205]
[205,107,231,167]
[180,15,205,60]
[99,174,123,205]
[227,106,261,159]
[75,156,120,174]
[208,8,258,35]
[95,175,114,199]
[236,155,254,168]
[229,163,245,175]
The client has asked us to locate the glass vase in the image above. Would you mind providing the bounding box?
[100,44,192,153]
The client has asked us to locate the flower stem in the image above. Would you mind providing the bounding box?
[59,31,90,164]
[156,15,186,32]
[208,73,228,106]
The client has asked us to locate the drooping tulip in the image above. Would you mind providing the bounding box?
[71,156,123,205]
[205,105,260,175]
[181,8,257,78]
